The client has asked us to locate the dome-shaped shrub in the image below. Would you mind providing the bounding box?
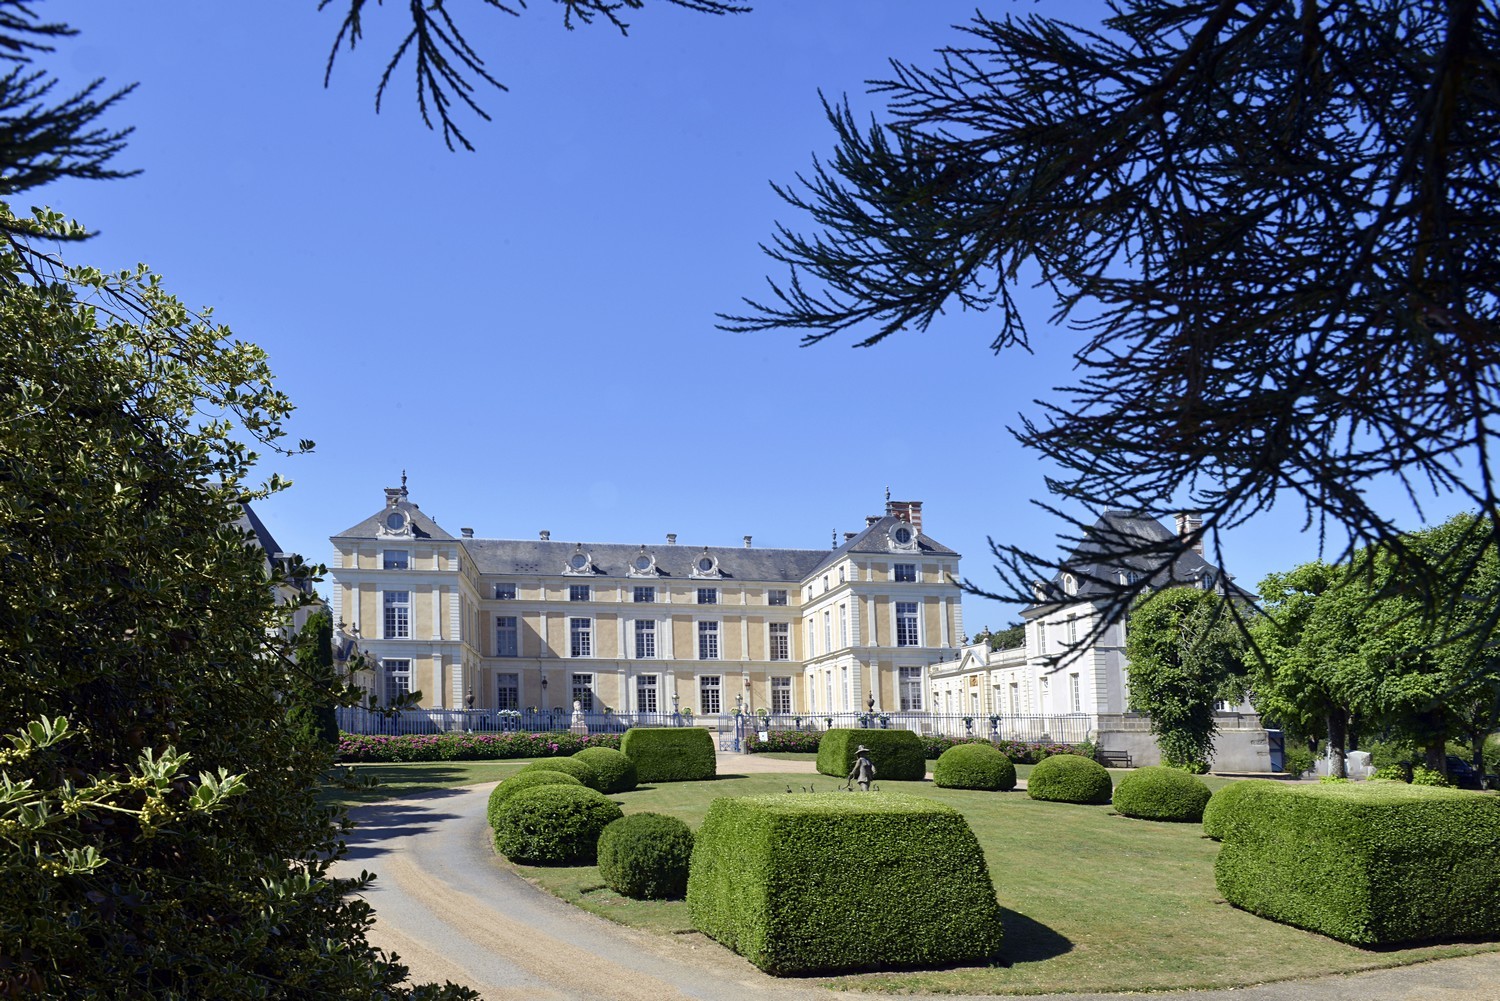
[1112,766,1212,822]
[486,770,584,827]
[933,743,1017,791]
[1026,753,1113,804]
[597,812,694,899]
[1201,779,1279,840]
[492,785,623,864]
[518,756,600,790]
[574,746,638,794]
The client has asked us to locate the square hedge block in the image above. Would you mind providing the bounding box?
[815,728,926,782]
[1214,781,1500,945]
[688,792,1003,974]
[619,726,716,782]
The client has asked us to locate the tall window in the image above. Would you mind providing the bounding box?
[570,617,592,657]
[1066,616,1078,643]
[893,563,916,582]
[634,586,656,603]
[634,619,656,658]
[823,610,832,651]
[497,672,519,710]
[1040,675,1050,710]
[806,620,815,658]
[771,676,792,714]
[636,673,658,713]
[383,550,409,570]
[895,601,920,647]
[838,604,848,647]
[383,591,410,638]
[1009,682,1020,716]
[572,673,595,711]
[569,584,590,602]
[767,589,788,606]
[698,621,720,660]
[383,659,411,706]
[1069,673,1082,713]
[495,616,518,657]
[699,675,721,714]
[838,566,845,583]
[899,666,923,711]
[768,622,789,661]
[697,587,718,605]
[494,583,516,600]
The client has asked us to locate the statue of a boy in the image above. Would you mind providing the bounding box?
[847,745,877,792]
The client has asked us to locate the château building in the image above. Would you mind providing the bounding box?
[328,481,966,718]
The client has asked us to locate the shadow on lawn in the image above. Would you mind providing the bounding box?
[998,907,1073,965]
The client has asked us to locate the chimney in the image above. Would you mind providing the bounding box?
[844,531,858,542]
[865,515,880,527]
[743,535,752,548]
[667,533,677,545]
[540,530,551,542]
[885,499,924,535]
[461,527,474,539]
[1174,512,1204,555]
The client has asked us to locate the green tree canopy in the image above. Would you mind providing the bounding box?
[1124,587,1248,771]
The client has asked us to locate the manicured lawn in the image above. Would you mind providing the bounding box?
[324,760,525,806]
[501,770,1499,994]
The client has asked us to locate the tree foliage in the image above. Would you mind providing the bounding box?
[1125,587,1248,770]
[720,0,1500,637]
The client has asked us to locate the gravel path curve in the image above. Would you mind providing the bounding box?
[333,757,1500,1001]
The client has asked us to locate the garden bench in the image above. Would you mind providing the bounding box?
[1099,750,1132,768]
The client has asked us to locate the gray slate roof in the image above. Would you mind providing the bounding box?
[332,496,456,542]
[806,515,958,577]
[462,538,833,582]
[236,503,283,557]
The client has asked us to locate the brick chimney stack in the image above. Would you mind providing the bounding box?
[539,530,550,542]
[1174,512,1204,555]
[743,535,752,548]
[885,499,924,535]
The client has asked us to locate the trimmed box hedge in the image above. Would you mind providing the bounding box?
[687,792,1003,975]
[1201,779,1281,840]
[1214,781,1500,944]
[491,784,623,864]
[573,746,638,794]
[597,812,695,900]
[518,756,601,790]
[486,769,585,827]
[815,728,926,782]
[1026,753,1112,804]
[1112,766,1212,822]
[620,727,716,783]
[933,743,1017,791]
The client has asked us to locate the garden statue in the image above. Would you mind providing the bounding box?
[570,699,588,736]
[867,693,875,712]
[847,745,877,792]
[465,688,474,710]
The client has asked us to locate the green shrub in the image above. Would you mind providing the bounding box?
[1202,779,1281,840]
[491,785,623,864]
[620,727,716,783]
[1485,733,1500,772]
[932,743,1017,791]
[573,746,638,794]
[1026,753,1113,804]
[1362,738,1418,770]
[486,770,584,827]
[1214,782,1500,944]
[1411,765,1453,787]
[596,813,694,899]
[1112,766,1212,822]
[744,729,822,754]
[1372,765,1410,782]
[1280,744,1315,776]
[687,793,1003,975]
[815,729,926,782]
[518,756,601,790]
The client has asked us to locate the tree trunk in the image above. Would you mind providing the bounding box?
[1424,741,1445,774]
[1326,711,1347,779]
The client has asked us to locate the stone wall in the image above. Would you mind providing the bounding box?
[1094,713,1275,773]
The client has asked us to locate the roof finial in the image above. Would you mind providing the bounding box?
[885,485,891,502]
[401,469,408,491]
[832,528,837,548]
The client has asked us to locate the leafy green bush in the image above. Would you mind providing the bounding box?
[518,756,601,790]
[815,729,925,781]
[573,746,638,794]
[1112,766,1212,822]
[1202,779,1282,840]
[620,727,716,782]
[336,731,620,762]
[1026,753,1113,804]
[687,793,1003,974]
[1372,765,1410,782]
[486,770,584,827]
[743,729,823,754]
[1215,782,1500,944]
[596,813,694,899]
[933,743,1017,791]
[1362,738,1418,769]
[1411,766,1453,787]
[490,785,623,864]
[1280,744,1315,776]
[1486,733,1500,772]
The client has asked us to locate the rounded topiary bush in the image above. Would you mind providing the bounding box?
[574,746,638,794]
[518,756,601,790]
[492,785,623,864]
[486,769,585,827]
[933,743,1017,791]
[1026,753,1113,804]
[596,812,694,899]
[1112,766,1213,822]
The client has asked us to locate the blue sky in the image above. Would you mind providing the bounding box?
[36,1,1471,629]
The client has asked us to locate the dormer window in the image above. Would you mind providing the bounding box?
[690,548,721,578]
[564,545,594,575]
[887,523,918,552]
[1062,573,1078,595]
[385,512,406,531]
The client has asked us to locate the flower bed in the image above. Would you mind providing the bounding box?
[740,730,1092,764]
[336,730,621,763]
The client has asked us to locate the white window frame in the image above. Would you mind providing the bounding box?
[697,620,720,660]
[1069,672,1082,713]
[767,589,788,607]
[768,622,789,661]
[895,601,920,648]
[569,616,593,658]
[495,615,519,657]
[382,659,412,706]
[697,587,718,605]
[572,672,595,711]
[838,604,848,648]
[634,618,657,659]
[699,674,722,714]
[569,584,591,602]
[634,585,656,603]
[493,582,516,600]
[806,619,816,658]
[771,676,792,714]
[382,590,411,639]
[893,562,916,583]
[497,672,520,710]
[823,610,832,651]
[899,666,923,711]
[382,549,410,571]
[636,673,659,714]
